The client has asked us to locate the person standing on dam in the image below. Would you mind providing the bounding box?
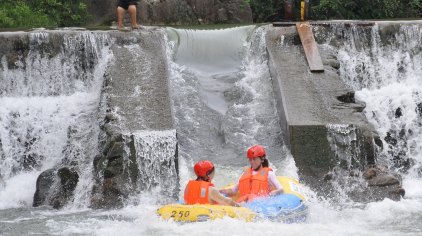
[116,0,141,30]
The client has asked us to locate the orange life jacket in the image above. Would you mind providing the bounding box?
[184,180,215,204]
[237,167,271,202]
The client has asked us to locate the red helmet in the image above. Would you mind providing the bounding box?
[247,145,266,159]
[194,160,215,178]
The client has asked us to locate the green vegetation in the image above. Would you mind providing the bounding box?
[0,0,88,29]
[312,0,422,20]
[246,0,422,22]
[0,0,420,29]
[244,0,285,22]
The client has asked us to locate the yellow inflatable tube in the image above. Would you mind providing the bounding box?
[276,176,305,201]
[157,176,305,222]
[157,204,256,222]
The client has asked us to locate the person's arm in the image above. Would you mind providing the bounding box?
[268,171,284,196]
[209,187,240,207]
[219,184,238,197]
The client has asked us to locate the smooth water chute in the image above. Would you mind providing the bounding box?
[165,26,285,173]
[167,26,255,73]
[166,26,256,114]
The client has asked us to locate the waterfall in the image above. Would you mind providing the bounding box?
[333,23,422,197]
[325,124,367,203]
[0,30,112,209]
[131,130,178,203]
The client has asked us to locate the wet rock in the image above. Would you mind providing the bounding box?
[363,168,377,179]
[383,127,414,172]
[367,175,400,186]
[103,156,124,178]
[417,167,422,177]
[33,169,56,207]
[93,154,103,173]
[395,107,403,118]
[106,142,125,159]
[90,178,125,209]
[58,167,79,195]
[366,185,405,202]
[325,58,340,69]
[33,167,79,209]
[384,132,397,145]
[105,113,117,123]
[416,102,422,116]
[323,172,333,181]
[337,92,356,103]
[16,132,44,171]
[374,136,383,149]
[389,187,405,201]
[357,165,405,201]
[90,135,132,209]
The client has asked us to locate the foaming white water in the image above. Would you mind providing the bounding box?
[332,21,422,230]
[0,94,102,210]
[131,130,179,202]
[3,23,422,236]
[0,31,112,209]
[337,23,422,175]
[337,24,421,91]
[23,195,415,236]
[166,25,286,170]
[0,171,40,209]
[0,32,110,97]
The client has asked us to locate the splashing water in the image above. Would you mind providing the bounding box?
[1,24,422,235]
[0,31,112,209]
[335,23,422,185]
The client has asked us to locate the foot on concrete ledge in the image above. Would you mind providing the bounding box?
[131,25,145,30]
[117,27,131,32]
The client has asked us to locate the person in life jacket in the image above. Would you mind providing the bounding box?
[184,160,240,207]
[219,145,284,202]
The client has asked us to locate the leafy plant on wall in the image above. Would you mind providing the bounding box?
[0,0,88,28]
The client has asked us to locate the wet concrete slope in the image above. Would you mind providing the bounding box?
[93,29,178,208]
[266,26,379,189]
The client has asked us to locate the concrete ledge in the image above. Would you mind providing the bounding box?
[273,21,375,27]
[266,26,378,185]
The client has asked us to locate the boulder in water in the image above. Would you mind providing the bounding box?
[33,167,79,209]
[362,165,404,201]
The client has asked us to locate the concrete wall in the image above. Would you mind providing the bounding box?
[266,25,379,189]
[92,29,179,208]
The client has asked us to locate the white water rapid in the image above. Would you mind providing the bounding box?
[0,23,421,236]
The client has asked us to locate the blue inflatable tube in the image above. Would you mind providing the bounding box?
[244,194,308,223]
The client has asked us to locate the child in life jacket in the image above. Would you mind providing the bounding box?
[184,160,240,207]
[219,145,284,202]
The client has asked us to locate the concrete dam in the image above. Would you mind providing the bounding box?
[0,21,421,211]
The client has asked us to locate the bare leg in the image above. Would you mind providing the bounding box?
[116,6,125,29]
[128,5,139,28]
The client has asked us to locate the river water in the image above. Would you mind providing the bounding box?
[0,24,421,235]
